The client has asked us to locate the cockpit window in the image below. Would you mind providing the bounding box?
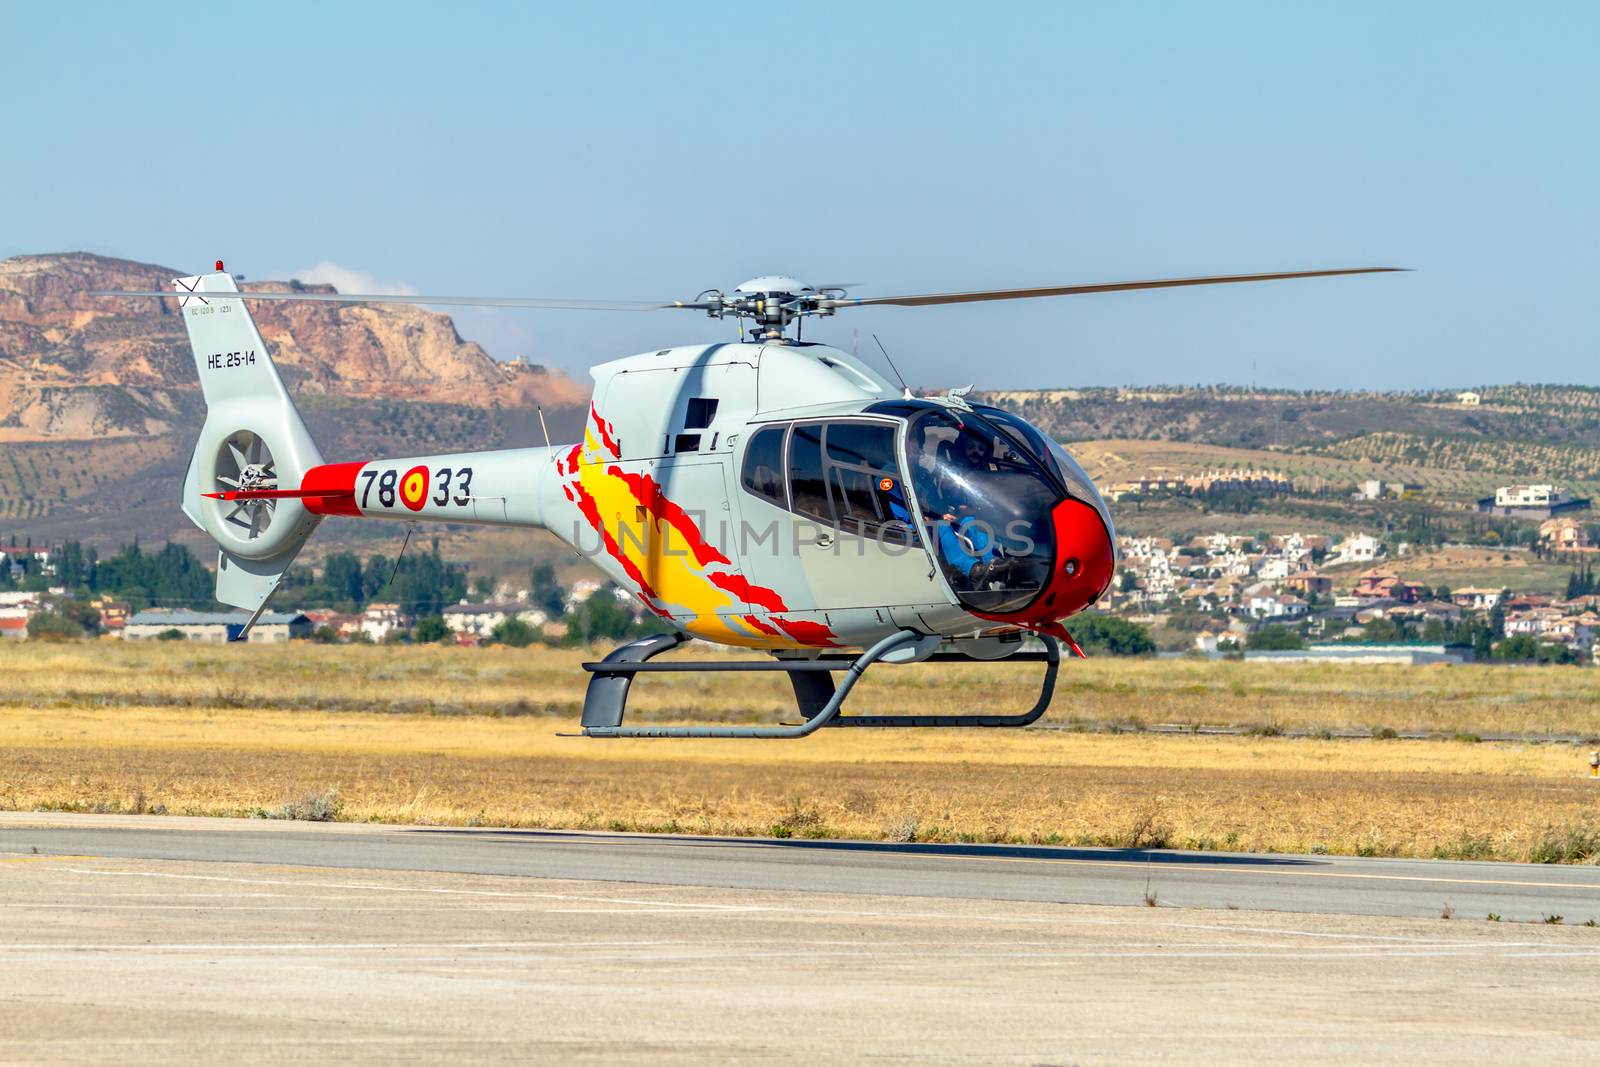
[787,423,829,522]
[788,420,914,541]
[905,408,1060,614]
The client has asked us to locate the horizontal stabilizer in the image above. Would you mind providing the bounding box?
[203,487,354,502]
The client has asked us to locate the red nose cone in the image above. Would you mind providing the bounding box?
[973,497,1115,628]
[1039,497,1116,619]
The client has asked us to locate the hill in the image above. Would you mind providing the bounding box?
[0,252,589,544]
[979,386,1600,518]
[0,252,585,442]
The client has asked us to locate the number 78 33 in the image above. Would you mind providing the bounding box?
[359,465,474,510]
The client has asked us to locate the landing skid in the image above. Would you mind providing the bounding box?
[575,630,1061,739]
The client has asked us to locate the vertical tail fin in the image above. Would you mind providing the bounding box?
[176,269,324,624]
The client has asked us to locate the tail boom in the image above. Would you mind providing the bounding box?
[244,450,563,528]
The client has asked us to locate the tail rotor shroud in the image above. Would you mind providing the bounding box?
[214,430,279,544]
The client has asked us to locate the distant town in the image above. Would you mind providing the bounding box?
[1106,476,1596,665]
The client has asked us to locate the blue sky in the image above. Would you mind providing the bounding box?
[4,2,1596,390]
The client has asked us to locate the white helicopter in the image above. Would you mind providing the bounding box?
[98,265,1398,737]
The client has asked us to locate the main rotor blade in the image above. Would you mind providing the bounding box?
[92,290,686,311]
[820,267,1406,309]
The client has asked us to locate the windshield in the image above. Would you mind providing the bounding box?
[904,408,1060,613]
[977,406,1113,534]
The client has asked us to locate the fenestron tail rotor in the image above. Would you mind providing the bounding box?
[214,430,279,544]
[95,265,1405,342]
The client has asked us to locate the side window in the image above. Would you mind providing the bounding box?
[824,422,894,469]
[823,422,906,537]
[782,420,913,539]
[739,425,787,506]
[787,423,830,523]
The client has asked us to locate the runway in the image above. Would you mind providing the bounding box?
[3,814,1599,1064]
[4,812,1598,921]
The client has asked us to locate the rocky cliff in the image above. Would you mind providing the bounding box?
[0,252,585,442]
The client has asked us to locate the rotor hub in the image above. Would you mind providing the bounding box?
[697,277,851,341]
[238,463,273,492]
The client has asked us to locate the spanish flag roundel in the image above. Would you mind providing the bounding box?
[400,465,430,511]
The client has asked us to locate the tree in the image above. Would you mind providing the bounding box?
[27,610,90,640]
[323,552,365,606]
[56,541,87,589]
[1066,613,1155,656]
[1535,642,1577,665]
[562,588,654,646]
[1247,626,1305,651]
[362,554,392,600]
[413,615,451,644]
[87,542,211,610]
[530,562,565,617]
[491,616,539,647]
[1493,634,1539,661]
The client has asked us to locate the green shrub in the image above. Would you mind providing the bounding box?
[1248,626,1305,651]
[1068,614,1156,656]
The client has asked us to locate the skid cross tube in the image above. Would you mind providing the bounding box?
[581,630,922,739]
[577,631,1062,738]
[824,637,1060,728]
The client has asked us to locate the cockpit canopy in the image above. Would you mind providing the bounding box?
[874,400,1112,614]
[895,408,1057,613]
[738,400,1111,618]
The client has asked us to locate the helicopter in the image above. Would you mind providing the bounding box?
[97,265,1399,737]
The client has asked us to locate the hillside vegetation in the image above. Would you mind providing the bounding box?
[1312,431,1600,486]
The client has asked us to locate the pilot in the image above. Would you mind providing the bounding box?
[896,421,1004,587]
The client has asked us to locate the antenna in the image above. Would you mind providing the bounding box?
[873,334,912,399]
[537,404,552,449]
[386,524,415,588]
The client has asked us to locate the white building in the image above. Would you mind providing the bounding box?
[1457,391,1480,406]
[124,610,311,643]
[1332,533,1383,563]
[1276,532,1314,563]
[1495,485,1570,509]
[1257,557,1292,582]
[1245,589,1310,620]
[360,603,409,643]
[442,601,548,638]
[1450,586,1505,612]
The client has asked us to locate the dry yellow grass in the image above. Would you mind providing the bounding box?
[7,641,1598,735]
[2,642,1599,862]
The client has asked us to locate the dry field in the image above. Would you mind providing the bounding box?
[1341,544,1578,597]
[2,642,1599,863]
[1069,438,1498,498]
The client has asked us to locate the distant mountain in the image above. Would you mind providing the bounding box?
[0,252,590,544]
[0,252,585,442]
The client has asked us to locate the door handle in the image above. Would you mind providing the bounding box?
[814,532,835,549]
